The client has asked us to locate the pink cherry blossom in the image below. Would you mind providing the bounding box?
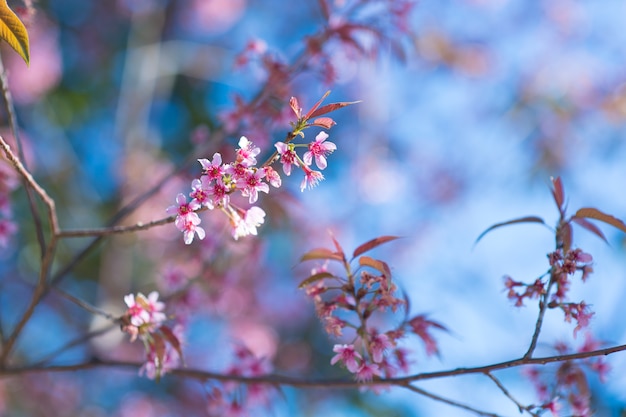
[300,166,324,191]
[167,193,201,218]
[354,362,381,382]
[177,214,206,245]
[230,206,266,240]
[124,293,151,328]
[236,169,269,204]
[324,316,346,337]
[330,344,362,373]
[190,178,213,209]
[263,166,281,188]
[198,153,225,181]
[236,136,260,167]
[274,142,299,176]
[303,131,336,170]
[208,177,231,208]
[369,332,393,363]
[122,292,168,341]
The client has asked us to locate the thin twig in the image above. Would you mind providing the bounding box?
[401,383,501,417]
[50,287,118,321]
[30,325,117,367]
[56,215,176,238]
[524,276,555,359]
[484,372,538,416]
[0,136,60,364]
[0,55,46,256]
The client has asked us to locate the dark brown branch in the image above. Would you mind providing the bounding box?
[2,343,625,387]
[395,343,626,383]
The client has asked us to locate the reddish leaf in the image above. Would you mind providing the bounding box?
[475,216,546,244]
[574,207,626,235]
[352,235,400,259]
[571,217,608,244]
[310,117,336,129]
[304,90,331,120]
[298,271,335,289]
[407,315,448,356]
[330,235,346,261]
[289,96,302,118]
[318,0,330,20]
[308,100,361,119]
[152,333,166,382]
[560,222,573,253]
[551,176,565,212]
[358,256,391,277]
[160,325,184,365]
[300,247,344,262]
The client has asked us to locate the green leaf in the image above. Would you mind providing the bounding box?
[0,0,29,65]
[352,235,400,259]
[475,216,546,245]
[573,207,626,235]
[298,271,335,289]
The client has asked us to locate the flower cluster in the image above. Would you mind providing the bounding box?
[206,344,274,416]
[300,236,446,382]
[525,334,609,417]
[504,247,594,337]
[168,92,351,244]
[121,292,183,380]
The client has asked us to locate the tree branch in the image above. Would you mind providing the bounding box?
[484,372,538,416]
[3,343,625,387]
[0,55,47,256]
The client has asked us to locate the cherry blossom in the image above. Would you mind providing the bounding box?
[198,153,225,181]
[330,344,362,373]
[235,169,269,204]
[235,136,260,167]
[189,178,213,209]
[178,213,206,245]
[303,131,336,170]
[274,142,299,176]
[122,292,167,341]
[230,206,266,240]
[354,362,381,382]
[263,166,281,188]
[369,332,393,363]
[300,166,324,191]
